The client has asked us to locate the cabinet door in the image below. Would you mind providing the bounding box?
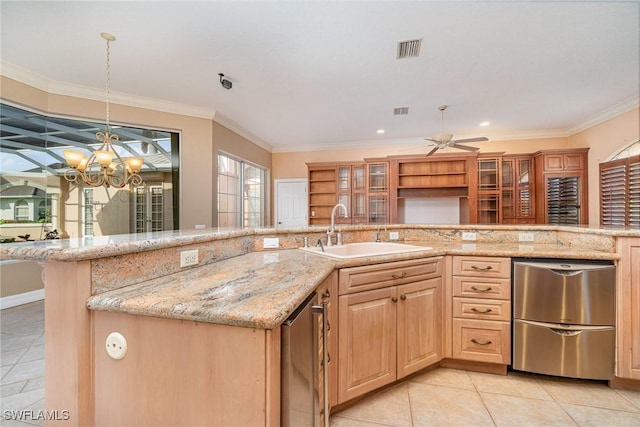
[351,164,367,223]
[336,166,352,224]
[397,277,442,378]
[563,153,585,170]
[338,287,397,403]
[616,237,640,380]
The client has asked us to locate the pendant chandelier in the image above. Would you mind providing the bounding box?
[63,32,143,189]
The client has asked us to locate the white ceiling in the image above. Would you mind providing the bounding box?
[1,1,638,153]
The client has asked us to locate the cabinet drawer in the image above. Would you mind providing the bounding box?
[452,256,510,278]
[453,276,511,300]
[452,319,511,364]
[453,298,511,321]
[339,257,442,295]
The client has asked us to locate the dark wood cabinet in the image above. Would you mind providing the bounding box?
[534,148,589,225]
[501,156,535,224]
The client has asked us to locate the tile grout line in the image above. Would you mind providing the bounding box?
[468,372,498,427]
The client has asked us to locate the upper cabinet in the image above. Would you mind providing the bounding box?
[477,157,501,224]
[367,162,389,224]
[534,148,589,225]
[501,156,535,224]
[388,154,478,223]
[307,161,389,226]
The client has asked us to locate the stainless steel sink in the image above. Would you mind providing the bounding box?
[299,242,431,259]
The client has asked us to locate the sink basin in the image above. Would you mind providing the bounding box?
[299,242,431,259]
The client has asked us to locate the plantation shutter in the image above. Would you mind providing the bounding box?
[600,155,640,228]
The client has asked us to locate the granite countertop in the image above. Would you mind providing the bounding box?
[87,250,337,329]
[1,224,638,262]
[87,241,617,329]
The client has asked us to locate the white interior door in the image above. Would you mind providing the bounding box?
[275,179,307,227]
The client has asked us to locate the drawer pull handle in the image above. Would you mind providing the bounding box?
[471,338,492,346]
[470,286,493,293]
[322,290,331,299]
[471,307,492,314]
[392,272,407,279]
[326,321,331,331]
[471,265,493,271]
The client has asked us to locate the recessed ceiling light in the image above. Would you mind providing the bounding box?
[377,129,385,134]
[479,121,490,127]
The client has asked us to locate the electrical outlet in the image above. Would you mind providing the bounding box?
[519,232,534,242]
[263,237,279,248]
[462,232,477,241]
[195,224,206,229]
[105,332,127,360]
[389,231,399,240]
[180,249,199,267]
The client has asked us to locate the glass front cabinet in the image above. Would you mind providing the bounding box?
[367,162,389,224]
[502,156,535,224]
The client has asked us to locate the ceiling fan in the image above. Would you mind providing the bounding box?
[425,105,488,156]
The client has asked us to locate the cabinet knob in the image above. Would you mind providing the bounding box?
[391,296,398,302]
[400,294,407,301]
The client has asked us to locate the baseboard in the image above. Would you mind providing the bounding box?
[0,289,45,310]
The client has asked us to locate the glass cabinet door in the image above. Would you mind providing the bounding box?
[336,166,351,223]
[351,165,367,222]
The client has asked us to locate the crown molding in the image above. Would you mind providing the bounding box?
[212,112,273,152]
[567,95,640,136]
[271,129,571,153]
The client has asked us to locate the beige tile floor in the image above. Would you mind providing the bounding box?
[2,301,639,426]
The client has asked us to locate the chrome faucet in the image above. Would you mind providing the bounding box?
[327,203,348,246]
[316,238,325,252]
[375,224,387,242]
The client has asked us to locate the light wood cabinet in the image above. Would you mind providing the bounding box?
[451,256,511,365]
[316,272,339,416]
[616,237,640,380]
[337,258,443,403]
[367,162,389,224]
[534,148,589,225]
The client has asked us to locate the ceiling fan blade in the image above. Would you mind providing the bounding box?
[451,143,480,152]
[425,146,439,156]
[452,137,489,144]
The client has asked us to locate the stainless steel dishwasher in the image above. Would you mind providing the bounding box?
[281,292,328,427]
[512,260,616,380]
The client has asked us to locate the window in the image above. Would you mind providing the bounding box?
[217,153,267,228]
[83,189,94,236]
[37,200,50,223]
[14,200,29,221]
[600,141,640,228]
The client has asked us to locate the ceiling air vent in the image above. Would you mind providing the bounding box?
[394,107,409,115]
[397,39,422,59]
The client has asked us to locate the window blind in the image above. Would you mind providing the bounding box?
[600,155,640,228]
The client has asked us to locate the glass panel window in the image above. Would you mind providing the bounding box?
[218,153,268,228]
[14,200,29,221]
[83,189,94,236]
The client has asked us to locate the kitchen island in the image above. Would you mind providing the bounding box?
[1,224,638,426]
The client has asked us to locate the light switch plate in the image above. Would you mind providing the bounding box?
[263,237,279,248]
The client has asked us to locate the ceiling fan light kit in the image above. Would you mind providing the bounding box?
[424,105,488,156]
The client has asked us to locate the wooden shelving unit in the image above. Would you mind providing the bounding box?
[308,165,337,226]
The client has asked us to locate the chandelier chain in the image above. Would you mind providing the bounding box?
[105,38,111,131]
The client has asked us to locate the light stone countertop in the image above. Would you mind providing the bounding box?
[1,224,638,261]
[86,241,617,329]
